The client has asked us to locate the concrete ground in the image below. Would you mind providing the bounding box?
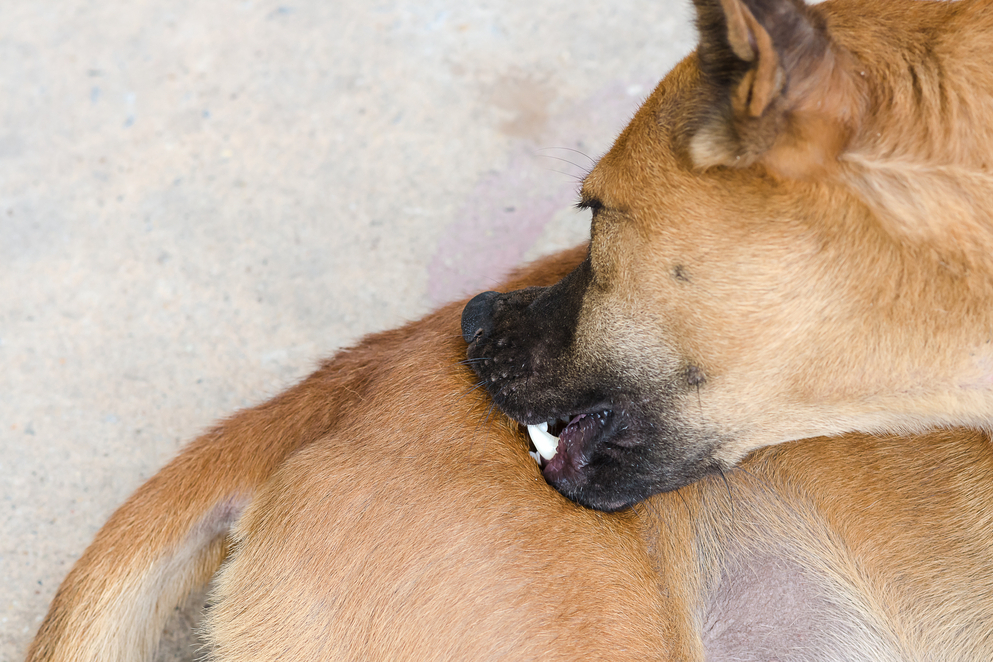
[0,1,694,659]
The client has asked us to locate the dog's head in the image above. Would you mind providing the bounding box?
[464,0,989,510]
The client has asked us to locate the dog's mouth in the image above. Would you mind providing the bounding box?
[523,410,613,485]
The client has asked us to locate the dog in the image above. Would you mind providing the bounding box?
[29,0,993,659]
[26,246,993,661]
[464,0,993,511]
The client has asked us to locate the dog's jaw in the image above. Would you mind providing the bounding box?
[463,282,726,511]
[527,412,610,485]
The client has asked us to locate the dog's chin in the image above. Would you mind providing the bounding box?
[551,459,720,512]
[541,456,660,513]
[519,412,724,511]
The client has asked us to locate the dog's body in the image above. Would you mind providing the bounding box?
[465,0,993,509]
[28,0,993,659]
[27,249,682,662]
[27,246,993,661]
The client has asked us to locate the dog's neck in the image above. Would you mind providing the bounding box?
[833,2,993,265]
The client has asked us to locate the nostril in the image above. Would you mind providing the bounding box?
[461,290,500,344]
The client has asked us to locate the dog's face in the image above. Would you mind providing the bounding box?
[465,0,988,510]
[464,62,849,510]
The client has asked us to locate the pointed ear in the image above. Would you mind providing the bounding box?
[688,0,863,178]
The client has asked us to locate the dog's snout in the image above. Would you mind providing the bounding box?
[461,291,500,344]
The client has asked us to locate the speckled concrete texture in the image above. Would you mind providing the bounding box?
[1,2,694,659]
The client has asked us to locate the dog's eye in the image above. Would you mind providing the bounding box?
[577,197,604,215]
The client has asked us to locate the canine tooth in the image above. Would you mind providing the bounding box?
[527,422,559,460]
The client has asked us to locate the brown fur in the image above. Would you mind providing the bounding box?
[655,0,993,453]
[28,248,686,661]
[27,246,993,660]
[463,0,993,508]
[28,0,993,659]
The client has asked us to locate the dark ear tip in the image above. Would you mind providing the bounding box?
[461,291,501,344]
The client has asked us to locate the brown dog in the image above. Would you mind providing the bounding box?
[464,0,993,510]
[26,246,993,661]
[28,0,993,659]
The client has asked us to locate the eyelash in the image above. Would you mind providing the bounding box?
[577,199,604,213]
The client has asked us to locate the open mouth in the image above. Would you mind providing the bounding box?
[524,410,612,483]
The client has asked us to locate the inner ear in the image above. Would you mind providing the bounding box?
[719,0,784,118]
[689,0,863,178]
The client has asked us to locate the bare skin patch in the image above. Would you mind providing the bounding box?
[703,551,898,661]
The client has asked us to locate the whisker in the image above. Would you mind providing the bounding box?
[454,379,489,405]
[537,146,597,166]
[676,488,693,518]
[458,357,492,366]
[481,400,498,428]
[534,153,592,174]
[717,466,735,523]
[540,167,586,183]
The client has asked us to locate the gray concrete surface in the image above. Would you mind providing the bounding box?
[0,1,694,659]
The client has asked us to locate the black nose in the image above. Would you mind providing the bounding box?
[461,291,500,344]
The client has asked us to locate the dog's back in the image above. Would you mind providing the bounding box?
[203,298,682,660]
[26,246,693,662]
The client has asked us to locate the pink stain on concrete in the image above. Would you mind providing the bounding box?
[427,78,655,305]
[427,146,577,304]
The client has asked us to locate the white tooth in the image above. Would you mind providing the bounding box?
[529,451,541,464]
[527,422,559,460]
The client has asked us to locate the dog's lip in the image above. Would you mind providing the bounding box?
[523,410,612,483]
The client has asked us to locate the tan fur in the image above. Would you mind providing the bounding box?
[27,249,687,662]
[28,0,993,659]
[27,246,993,660]
[679,428,993,659]
[572,0,993,469]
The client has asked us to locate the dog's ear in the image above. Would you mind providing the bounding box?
[688,0,863,179]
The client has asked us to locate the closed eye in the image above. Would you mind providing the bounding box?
[577,197,604,214]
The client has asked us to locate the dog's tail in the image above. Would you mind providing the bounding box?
[24,346,377,662]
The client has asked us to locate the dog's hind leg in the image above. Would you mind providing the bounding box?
[24,361,370,662]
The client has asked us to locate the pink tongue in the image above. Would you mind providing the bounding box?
[544,416,592,482]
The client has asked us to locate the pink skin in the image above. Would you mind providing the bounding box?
[537,414,591,485]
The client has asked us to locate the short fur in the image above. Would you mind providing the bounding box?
[29,0,993,659]
[27,247,993,660]
[464,0,993,509]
